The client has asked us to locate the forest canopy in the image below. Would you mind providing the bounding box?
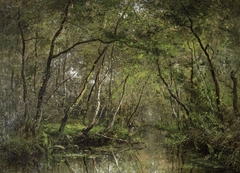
[0,2,240,168]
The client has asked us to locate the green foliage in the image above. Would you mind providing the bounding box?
[112,124,130,139]
[1,136,33,162]
[1,0,240,171]
[35,131,65,169]
[165,132,189,146]
[206,143,214,155]
[90,125,106,134]
[156,121,178,132]
[42,123,86,136]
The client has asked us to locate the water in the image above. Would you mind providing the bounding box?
[0,126,235,173]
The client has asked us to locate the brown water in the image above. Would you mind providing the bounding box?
[0,127,234,173]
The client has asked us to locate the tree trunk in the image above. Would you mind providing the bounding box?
[231,71,239,118]
[106,74,129,131]
[18,12,29,133]
[58,46,108,136]
[33,0,72,135]
[156,59,190,116]
[127,75,149,126]
[182,4,223,121]
[82,77,102,134]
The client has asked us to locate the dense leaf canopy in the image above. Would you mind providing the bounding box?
[0,2,240,167]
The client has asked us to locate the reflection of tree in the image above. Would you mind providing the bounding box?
[1,1,240,171]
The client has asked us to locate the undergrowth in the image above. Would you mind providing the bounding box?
[156,116,240,172]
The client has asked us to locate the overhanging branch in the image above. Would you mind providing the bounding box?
[156,59,190,116]
[52,39,116,59]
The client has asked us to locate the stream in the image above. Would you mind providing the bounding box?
[0,126,235,173]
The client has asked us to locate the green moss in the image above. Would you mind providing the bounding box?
[42,123,60,135]
[42,123,86,136]
[64,124,86,135]
[90,125,105,134]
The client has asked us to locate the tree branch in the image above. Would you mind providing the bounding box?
[181,3,223,121]
[58,46,108,136]
[44,74,75,103]
[52,39,116,59]
[34,0,72,134]
[127,75,150,126]
[156,59,190,116]
[106,74,129,131]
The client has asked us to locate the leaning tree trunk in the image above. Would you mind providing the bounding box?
[106,74,129,131]
[187,41,215,114]
[82,49,110,134]
[182,3,223,121]
[58,46,108,137]
[156,59,190,116]
[32,0,111,135]
[33,0,72,135]
[127,75,150,126]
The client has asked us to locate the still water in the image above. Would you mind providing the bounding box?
[0,126,234,173]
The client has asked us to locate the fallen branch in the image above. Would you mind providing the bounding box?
[95,133,129,144]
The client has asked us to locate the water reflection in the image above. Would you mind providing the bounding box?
[0,127,235,173]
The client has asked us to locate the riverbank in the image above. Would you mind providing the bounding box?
[0,123,237,173]
[157,119,240,172]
